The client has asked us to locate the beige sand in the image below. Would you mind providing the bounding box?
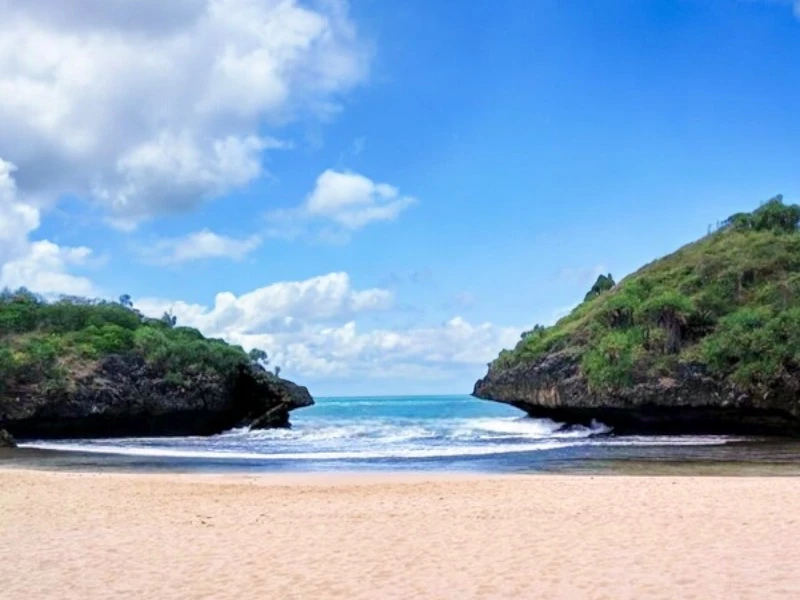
[1,469,799,600]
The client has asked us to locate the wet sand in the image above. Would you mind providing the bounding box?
[1,468,799,599]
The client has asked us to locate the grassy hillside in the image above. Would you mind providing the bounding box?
[491,196,800,394]
[0,290,267,396]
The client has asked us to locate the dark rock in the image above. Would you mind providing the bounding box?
[249,403,291,429]
[473,350,800,436]
[0,429,16,448]
[0,354,313,440]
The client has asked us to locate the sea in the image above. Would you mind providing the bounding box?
[11,395,800,474]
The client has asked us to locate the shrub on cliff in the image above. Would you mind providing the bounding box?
[723,195,800,234]
[584,273,616,302]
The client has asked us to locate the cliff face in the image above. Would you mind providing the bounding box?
[0,354,313,439]
[475,198,800,436]
[474,350,800,436]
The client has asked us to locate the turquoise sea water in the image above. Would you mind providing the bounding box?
[15,394,786,473]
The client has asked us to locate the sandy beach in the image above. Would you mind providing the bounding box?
[1,469,799,599]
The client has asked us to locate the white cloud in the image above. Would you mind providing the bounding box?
[267,169,416,240]
[135,272,520,383]
[141,229,262,265]
[306,170,416,229]
[215,316,520,382]
[0,159,95,296]
[1,240,96,297]
[0,0,369,226]
[136,272,392,334]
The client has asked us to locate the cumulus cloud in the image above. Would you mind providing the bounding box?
[267,169,416,240]
[215,316,519,381]
[0,159,95,296]
[0,0,369,226]
[140,229,262,265]
[135,271,520,382]
[136,272,392,334]
[306,170,416,229]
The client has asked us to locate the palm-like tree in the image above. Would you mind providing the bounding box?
[639,292,694,354]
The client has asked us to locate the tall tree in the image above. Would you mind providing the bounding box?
[248,348,268,367]
[161,311,177,328]
[584,274,616,302]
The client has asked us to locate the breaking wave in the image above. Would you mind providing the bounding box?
[19,395,740,468]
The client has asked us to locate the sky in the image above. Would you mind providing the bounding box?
[1,0,800,396]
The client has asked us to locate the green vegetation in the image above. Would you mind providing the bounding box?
[491,196,800,393]
[0,289,273,395]
[584,273,616,302]
[248,348,269,366]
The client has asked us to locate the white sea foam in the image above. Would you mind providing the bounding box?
[451,417,610,440]
[236,422,438,445]
[18,401,737,465]
[456,417,562,437]
[20,440,583,460]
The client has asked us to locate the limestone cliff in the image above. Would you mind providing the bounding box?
[0,354,313,439]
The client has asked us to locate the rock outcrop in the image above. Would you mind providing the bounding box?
[0,429,16,447]
[0,355,313,440]
[474,350,800,436]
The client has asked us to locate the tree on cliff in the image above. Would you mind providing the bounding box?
[161,311,177,328]
[584,274,616,302]
[248,348,269,368]
[724,195,800,234]
[520,324,546,340]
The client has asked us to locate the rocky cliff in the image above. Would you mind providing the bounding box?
[474,350,800,435]
[0,354,313,439]
[474,197,800,436]
[0,290,314,440]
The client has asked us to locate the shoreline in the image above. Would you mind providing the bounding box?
[5,441,800,477]
[3,468,800,599]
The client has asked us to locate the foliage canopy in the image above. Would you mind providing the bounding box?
[0,290,258,395]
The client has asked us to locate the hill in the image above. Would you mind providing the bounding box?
[474,196,800,435]
[0,290,312,439]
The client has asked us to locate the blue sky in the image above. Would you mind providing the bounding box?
[1,0,799,395]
